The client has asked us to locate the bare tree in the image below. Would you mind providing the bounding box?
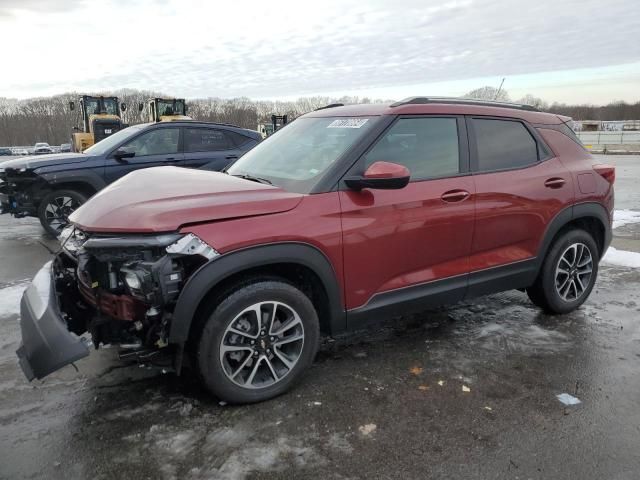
[463,86,511,102]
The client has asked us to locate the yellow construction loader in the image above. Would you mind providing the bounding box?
[140,98,191,122]
[69,95,125,152]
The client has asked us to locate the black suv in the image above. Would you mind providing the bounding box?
[0,121,261,235]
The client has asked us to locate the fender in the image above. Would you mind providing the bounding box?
[37,169,107,192]
[169,242,346,344]
[536,201,611,272]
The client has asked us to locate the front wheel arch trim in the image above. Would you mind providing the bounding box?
[169,242,345,345]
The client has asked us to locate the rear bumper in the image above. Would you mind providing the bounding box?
[15,261,90,381]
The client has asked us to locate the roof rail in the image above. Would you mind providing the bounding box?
[390,96,540,112]
[314,103,344,111]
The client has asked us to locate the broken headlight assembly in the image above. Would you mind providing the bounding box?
[59,225,87,253]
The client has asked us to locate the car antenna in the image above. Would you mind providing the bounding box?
[494,77,505,100]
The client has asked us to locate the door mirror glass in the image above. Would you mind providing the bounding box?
[345,161,410,190]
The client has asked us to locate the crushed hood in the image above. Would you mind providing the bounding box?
[1,153,88,171]
[70,166,304,233]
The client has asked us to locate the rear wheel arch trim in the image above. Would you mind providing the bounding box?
[169,242,345,344]
[536,202,611,273]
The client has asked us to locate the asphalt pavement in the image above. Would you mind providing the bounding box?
[1,155,639,480]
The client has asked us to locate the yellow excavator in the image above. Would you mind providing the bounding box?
[140,98,191,122]
[69,95,126,152]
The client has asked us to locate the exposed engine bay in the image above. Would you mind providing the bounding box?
[55,227,218,356]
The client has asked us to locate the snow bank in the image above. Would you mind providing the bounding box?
[601,247,640,268]
[613,210,640,229]
[0,283,28,317]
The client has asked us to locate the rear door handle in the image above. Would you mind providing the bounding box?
[225,155,238,160]
[544,177,566,189]
[441,189,471,203]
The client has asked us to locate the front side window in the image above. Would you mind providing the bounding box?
[364,117,460,181]
[473,119,539,171]
[185,128,232,152]
[121,128,179,157]
[227,116,378,193]
[84,124,145,156]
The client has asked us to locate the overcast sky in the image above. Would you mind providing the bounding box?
[1,0,639,104]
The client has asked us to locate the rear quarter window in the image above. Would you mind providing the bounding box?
[472,118,539,171]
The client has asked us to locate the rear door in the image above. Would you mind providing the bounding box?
[103,126,183,183]
[467,116,574,295]
[340,115,476,325]
[183,127,243,171]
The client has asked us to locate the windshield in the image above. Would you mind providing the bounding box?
[157,99,185,116]
[85,98,119,116]
[227,116,377,193]
[83,124,145,155]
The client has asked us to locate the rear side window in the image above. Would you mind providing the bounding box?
[185,128,233,152]
[364,117,460,181]
[226,130,252,147]
[472,119,539,171]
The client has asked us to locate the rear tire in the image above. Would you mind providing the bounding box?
[527,229,599,314]
[196,280,320,404]
[37,189,87,237]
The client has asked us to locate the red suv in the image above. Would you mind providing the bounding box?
[16,98,614,403]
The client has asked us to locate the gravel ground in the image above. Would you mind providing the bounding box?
[0,155,639,480]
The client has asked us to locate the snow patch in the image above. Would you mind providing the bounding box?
[0,282,28,318]
[613,209,640,229]
[602,247,640,268]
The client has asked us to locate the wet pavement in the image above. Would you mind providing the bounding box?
[1,155,639,479]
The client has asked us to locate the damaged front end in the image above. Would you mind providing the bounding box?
[0,167,43,217]
[16,227,218,380]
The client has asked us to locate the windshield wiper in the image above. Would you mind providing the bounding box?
[230,173,272,185]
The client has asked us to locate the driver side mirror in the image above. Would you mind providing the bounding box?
[121,102,127,112]
[113,146,136,161]
[138,103,144,112]
[345,161,410,190]
[69,101,75,111]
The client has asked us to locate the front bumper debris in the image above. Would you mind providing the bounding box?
[15,261,90,380]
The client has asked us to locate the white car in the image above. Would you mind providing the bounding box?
[13,148,29,156]
[33,142,53,155]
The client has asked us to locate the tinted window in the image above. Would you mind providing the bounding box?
[364,117,460,180]
[185,128,233,152]
[226,130,251,147]
[122,128,179,157]
[473,119,538,171]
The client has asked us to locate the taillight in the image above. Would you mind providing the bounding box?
[593,164,615,184]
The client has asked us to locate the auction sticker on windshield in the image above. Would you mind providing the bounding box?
[327,118,369,128]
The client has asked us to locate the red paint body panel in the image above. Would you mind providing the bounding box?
[469,157,574,271]
[69,166,303,233]
[183,193,346,304]
[339,176,475,309]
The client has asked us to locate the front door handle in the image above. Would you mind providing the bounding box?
[441,189,471,203]
[544,177,566,189]
[225,155,238,160]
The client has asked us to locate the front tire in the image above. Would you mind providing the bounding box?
[196,280,320,404]
[527,229,599,314]
[37,189,87,237]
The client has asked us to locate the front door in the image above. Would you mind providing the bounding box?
[104,127,183,182]
[340,116,476,327]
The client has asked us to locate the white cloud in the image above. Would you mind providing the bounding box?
[0,0,639,101]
